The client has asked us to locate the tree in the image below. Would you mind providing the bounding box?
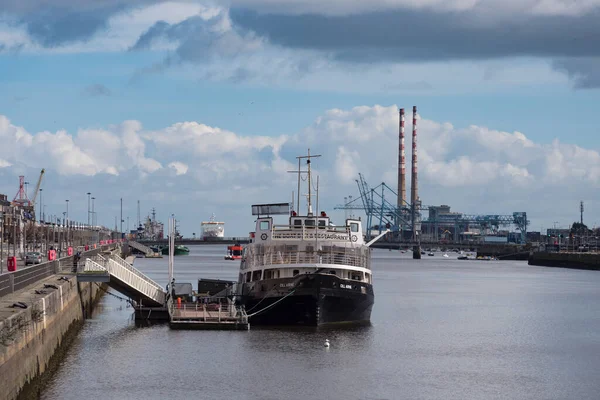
[570,222,591,235]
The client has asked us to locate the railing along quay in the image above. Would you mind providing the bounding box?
[0,244,117,298]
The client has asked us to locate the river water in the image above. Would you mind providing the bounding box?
[39,245,600,400]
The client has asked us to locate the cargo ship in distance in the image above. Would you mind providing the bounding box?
[201,214,225,239]
[236,150,389,326]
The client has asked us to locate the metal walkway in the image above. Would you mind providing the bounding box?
[78,254,166,307]
[128,240,156,257]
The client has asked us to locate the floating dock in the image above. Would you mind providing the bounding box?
[168,301,249,330]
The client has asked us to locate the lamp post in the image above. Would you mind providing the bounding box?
[61,212,66,252]
[39,189,43,223]
[87,192,91,227]
[66,199,69,247]
[91,197,96,226]
[91,197,96,244]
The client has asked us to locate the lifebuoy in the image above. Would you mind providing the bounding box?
[260,233,268,240]
[351,235,358,242]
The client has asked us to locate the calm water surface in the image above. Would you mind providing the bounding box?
[40,245,600,400]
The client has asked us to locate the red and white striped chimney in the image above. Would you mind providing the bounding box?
[398,108,406,209]
[410,106,418,208]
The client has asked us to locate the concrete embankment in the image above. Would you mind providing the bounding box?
[528,252,600,270]
[0,275,105,400]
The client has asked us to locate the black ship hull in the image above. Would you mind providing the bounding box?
[240,273,374,326]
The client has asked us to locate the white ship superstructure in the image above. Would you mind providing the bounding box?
[201,214,225,238]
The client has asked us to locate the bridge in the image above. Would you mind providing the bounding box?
[139,237,250,246]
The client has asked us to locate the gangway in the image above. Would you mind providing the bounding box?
[78,254,166,307]
[128,240,158,257]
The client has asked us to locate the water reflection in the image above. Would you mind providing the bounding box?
[39,245,600,400]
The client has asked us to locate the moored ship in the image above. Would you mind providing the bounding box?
[236,150,388,326]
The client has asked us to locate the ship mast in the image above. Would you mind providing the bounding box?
[289,149,321,216]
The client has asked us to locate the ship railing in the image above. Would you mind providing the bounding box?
[170,298,245,322]
[271,224,351,241]
[244,248,371,270]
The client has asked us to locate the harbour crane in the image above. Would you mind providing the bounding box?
[30,169,45,209]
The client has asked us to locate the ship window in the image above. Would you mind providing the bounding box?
[318,220,326,228]
[294,219,302,228]
[365,273,371,283]
[329,270,336,275]
[350,223,359,232]
[252,270,262,281]
[351,272,361,281]
[260,220,270,230]
[245,272,251,282]
[293,269,299,276]
[305,219,315,227]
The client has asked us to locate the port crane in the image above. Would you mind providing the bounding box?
[30,169,45,212]
[335,173,529,244]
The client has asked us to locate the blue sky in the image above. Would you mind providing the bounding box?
[1,0,600,236]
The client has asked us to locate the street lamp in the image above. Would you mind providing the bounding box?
[87,192,91,227]
[91,197,96,226]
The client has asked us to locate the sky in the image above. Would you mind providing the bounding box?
[1,0,600,236]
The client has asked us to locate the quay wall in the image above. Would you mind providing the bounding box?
[528,252,600,271]
[0,277,105,400]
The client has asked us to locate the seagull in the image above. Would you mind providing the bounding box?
[324,339,330,347]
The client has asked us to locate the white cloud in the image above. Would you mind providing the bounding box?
[2,105,600,232]
[0,115,161,176]
[335,146,360,184]
[168,161,189,175]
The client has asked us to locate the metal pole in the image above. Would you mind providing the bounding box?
[92,197,96,244]
[120,198,123,236]
[66,199,69,247]
[87,192,91,227]
[13,207,17,260]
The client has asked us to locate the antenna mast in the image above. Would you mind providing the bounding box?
[288,149,321,215]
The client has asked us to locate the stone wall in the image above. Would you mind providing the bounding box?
[0,278,104,400]
[528,252,600,270]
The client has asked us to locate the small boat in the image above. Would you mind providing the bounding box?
[457,255,468,260]
[428,252,434,256]
[224,244,243,260]
[162,245,189,256]
[443,253,449,258]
